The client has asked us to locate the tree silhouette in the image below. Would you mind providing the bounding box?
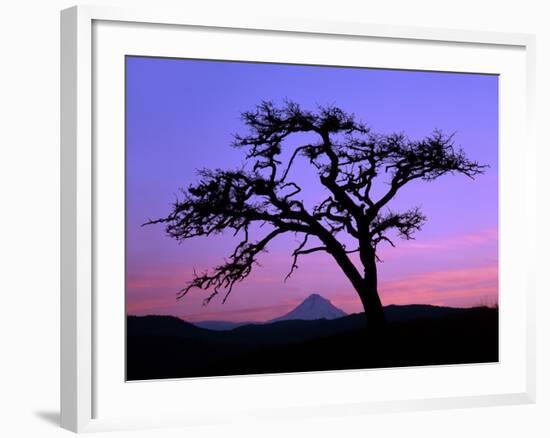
[146,101,487,329]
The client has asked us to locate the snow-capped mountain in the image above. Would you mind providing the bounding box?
[270,293,347,322]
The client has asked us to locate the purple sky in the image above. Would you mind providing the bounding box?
[126,56,498,322]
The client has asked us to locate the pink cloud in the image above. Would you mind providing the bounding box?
[126,229,498,321]
[377,227,497,259]
[380,265,498,307]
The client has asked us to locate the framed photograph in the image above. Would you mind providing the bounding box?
[61,5,536,433]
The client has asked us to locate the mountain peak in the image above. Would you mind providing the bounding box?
[305,293,324,300]
[270,293,347,322]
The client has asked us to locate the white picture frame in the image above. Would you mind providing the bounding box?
[60,4,537,433]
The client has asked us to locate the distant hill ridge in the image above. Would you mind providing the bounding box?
[129,300,474,335]
[127,314,207,337]
[191,320,252,331]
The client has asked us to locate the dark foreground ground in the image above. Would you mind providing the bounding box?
[126,305,498,381]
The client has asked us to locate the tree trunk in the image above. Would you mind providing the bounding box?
[359,247,386,330]
[359,279,385,330]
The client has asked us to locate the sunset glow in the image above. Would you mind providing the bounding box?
[126,57,498,322]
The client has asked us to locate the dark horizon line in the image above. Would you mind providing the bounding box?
[127,301,499,323]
